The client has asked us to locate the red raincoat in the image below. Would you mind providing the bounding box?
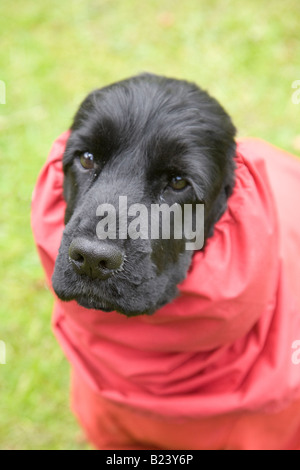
[31,132,300,450]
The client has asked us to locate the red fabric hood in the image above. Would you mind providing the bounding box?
[31,132,300,418]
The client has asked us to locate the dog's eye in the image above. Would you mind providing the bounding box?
[169,176,188,191]
[80,152,95,170]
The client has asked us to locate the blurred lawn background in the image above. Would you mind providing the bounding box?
[1,0,300,450]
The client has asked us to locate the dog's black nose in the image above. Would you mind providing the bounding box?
[69,238,124,280]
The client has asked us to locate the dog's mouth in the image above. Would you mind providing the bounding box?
[74,294,116,312]
[74,294,150,317]
[52,264,155,316]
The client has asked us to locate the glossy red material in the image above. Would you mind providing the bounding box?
[31,132,300,449]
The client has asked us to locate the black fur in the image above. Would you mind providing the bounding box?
[52,73,236,316]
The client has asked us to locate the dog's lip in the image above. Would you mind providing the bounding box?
[52,273,153,316]
[74,293,116,311]
[73,293,150,317]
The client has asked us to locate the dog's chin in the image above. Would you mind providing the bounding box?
[52,269,156,316]
[69,293,155,317]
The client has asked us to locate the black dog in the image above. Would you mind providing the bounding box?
[52,73,236,316]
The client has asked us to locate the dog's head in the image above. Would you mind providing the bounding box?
[52,73,236,316]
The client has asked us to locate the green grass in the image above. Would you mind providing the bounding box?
[1,0,300,450]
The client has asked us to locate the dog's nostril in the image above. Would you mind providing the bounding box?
[69,244,85,265]
[98,259,113,271]
[72,252,84,264]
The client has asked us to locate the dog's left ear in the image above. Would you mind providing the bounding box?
[204,132,237,240]
[194,95,237,241]
[210,98,237,198]
[63,176,75,225]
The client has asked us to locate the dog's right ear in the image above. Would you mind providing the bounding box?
[60,134,78,225]
[62,171,77,225]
